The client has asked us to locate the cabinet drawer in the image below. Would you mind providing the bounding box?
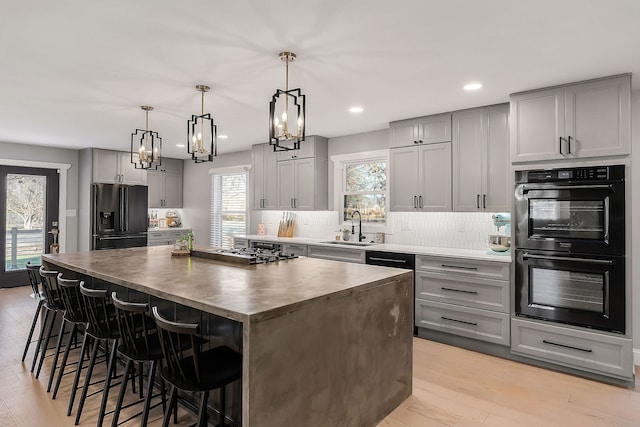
[416,271,509,313]
[307,245,365,264]
[283,243,307,257]
[415,299,509,345]
[415,255,509,281]
[234,238,250,249]
[147,231,168,246]
[511,318,633,379]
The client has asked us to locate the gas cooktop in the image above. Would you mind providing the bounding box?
[190,247,298,265]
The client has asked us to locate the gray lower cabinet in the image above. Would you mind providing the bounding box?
[282,243,307,256]
[414,254,510,345]
[306,245,365,264]
[148,229,190,246]
[511,318,633,380]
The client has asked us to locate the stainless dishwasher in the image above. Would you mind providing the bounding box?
[365,251,416,335]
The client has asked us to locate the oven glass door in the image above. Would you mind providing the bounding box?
[515,250,625,333]
[515,183,624,254]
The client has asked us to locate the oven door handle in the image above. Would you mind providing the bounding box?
[604,197,610,242]
[522,184,612,193]
[522,253,613,265]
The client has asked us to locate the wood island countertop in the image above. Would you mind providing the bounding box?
[42,245,412,324]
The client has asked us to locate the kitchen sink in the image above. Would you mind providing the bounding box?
[320,241,377,247]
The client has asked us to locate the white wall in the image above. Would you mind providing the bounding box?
[0,141,80,253]
[181,150,252,246]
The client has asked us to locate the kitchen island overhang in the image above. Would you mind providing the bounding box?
[43,245,413,426]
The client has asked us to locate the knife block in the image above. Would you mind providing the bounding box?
[277,220,296,237]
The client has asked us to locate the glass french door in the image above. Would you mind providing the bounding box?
[0,166,59,288]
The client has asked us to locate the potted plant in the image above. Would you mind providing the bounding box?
[341,228,351,241]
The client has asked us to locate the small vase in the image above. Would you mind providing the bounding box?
[342,232,350,241]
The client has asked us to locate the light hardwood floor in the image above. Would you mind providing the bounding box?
[2,285,639,427]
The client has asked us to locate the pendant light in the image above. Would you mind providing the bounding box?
[131,105,162,170]
[187,84,217,163]
[269,51,306,152]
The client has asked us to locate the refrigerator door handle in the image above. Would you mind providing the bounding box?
[92,185,98,235]
[118,186,124,232]
[124,186,129,232]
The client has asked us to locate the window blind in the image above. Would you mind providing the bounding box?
[210,171,247,249]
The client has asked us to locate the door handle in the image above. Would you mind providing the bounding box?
[291,198,294,209]
[413,196,418,209]
[441,316,477,326]
[419,195,423,209]
[476,194,480,209]
[483,194,486,209]
[441,287,478,295]
[542,340,592,353]
[559,136,567,155]
[441,264,478,271]
[522,253,613,265]
[522,184,612,193]
[567,136,572,154]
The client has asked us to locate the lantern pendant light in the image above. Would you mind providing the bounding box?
[187,84,217,163]
[131,105,162,170]
[269,51,306,152]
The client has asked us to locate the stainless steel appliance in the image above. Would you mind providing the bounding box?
[194,245,299,264]
[92,183,148,250]
[514,165,625,333]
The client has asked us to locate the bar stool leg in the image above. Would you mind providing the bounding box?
[67,333,90,415]
[110,358,133,427]
[162,385,178,427]
[21,299,43,361]
[36,310,59,378]
[219,386,226,427]
[75,337,100,424]
[197,390,209,427]
[47,319,68,391]
[30,308,51,372]
[96,340,119,427]
[52,323,78,399]
[140,360,157,427]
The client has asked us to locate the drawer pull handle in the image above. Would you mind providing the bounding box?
[441,316,477,326]
[441,287,478,295]
[542,339,592,353]
[369,257,407,264]
[441,264,478,271]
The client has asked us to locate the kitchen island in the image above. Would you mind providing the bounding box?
[42,245,413,426]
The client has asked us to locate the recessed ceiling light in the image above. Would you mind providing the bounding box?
[176,144,185,148]
[349,106,364,113]
[218,135,228,139]
[464,83,483,91]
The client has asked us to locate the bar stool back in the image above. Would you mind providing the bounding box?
[32,266,64,377]
[50,275,88,398]
[110,292,166,427]
[21,262,44,362]
[152,306,242,427]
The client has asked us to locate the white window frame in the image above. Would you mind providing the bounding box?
[331,150,389,232]
[209,165,250,249]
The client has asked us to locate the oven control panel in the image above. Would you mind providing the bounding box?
[518,165,624,183]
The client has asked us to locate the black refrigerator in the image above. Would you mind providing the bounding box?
[92,183,148,250]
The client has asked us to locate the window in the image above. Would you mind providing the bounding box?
[339,155,387,225]
[211,169,247,249]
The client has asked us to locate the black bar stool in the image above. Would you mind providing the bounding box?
[152,306,242,427]
[110,292,166,427]
[22,262,44,363]
[74,283,121,427]
[33,266,65,378]
[50,274,88,398]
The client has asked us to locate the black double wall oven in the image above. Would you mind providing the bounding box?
[514,165,625,333]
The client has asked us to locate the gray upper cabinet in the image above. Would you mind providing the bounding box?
[453,104,510,212]
[251,143,278,210]
[148,158,183,208]
[389,113,452,148]
[276,136,326,161]
[389,142,452,212]
[510,74,630,163]
[275,136,328,211]
[93,149,147,185]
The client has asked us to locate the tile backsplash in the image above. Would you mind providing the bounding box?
[252,210,507,250]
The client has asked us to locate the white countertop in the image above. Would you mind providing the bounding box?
[241,235,512,263]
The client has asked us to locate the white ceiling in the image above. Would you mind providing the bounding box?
[1,0,639,159]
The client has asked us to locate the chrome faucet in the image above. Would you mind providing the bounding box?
[350,210,365,242]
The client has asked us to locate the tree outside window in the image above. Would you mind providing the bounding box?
[342,161,386,224]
